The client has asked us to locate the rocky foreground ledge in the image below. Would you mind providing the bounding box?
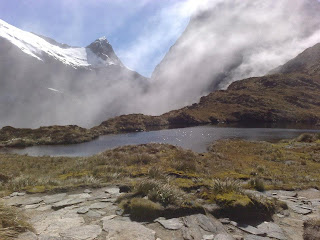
[1,186,319,240]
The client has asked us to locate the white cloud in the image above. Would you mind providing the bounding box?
[117,0,205,76]
[133,0,320,114]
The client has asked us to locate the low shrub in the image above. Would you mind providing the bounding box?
[134,179,185,206]
[250,178,265,192]
[211,178,241,194]
[303,218,320,240]
[120,198,163,221]
[297,133,317,143]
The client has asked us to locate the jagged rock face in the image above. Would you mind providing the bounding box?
[87,37,123,66]
[0,19,148,128]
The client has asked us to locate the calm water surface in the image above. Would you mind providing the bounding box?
[3,126,320,157]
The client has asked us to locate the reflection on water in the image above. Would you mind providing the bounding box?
[3,126,320,157]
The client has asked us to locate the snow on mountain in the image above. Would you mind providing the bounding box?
[0,18,149,128]
[0,19,118,68]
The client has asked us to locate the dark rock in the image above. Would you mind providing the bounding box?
[119,185,131,193]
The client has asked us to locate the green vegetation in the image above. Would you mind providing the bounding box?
[0,202,32,240]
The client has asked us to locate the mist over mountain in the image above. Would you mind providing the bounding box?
[0,19,148,128]
[2,0,320,128]
[272,43,320,76]
[142,0,320,114]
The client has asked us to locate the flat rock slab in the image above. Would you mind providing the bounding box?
[68,193,91,199]
[213,233,234,240]
[52,197,87,210]
[197,214,220,233]
[88,195,109,201]
[36,205,52,211]
[155,218,183,230]
[10,192,19,197]
[38,235,62,240]
[10,196,43,206]
[25,204,41,209]
[310,199,320,207]
[257,222,286,240]
[298,188,320,199]
[203,234,215,240]
[77,207,89,214]
[103,219,156,240]
[43,193,67,204]
[267,190,297,198]
[100,198,116,203]
[237,224,265,236]
[288,204,312,215]
[89,202,108,209]
[101,215,117,221]
[182,214,226,240]
[83,189,92,194]
[86,210,101,218]
[34,216,85,236]
[244,235,271,240]
[60,224,102,240]
[105,187,120,195]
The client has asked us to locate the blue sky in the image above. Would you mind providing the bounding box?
[0,0,196,76]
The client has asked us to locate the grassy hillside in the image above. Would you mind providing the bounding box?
[165,73,320,125]
[1,73,320,147]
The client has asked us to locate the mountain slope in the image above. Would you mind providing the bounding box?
[0,19,148,128]
[146,0,320,114]
[0,19,119,68]
[2,71,320,148]
[272,43,320,76]
[164,73,320,125]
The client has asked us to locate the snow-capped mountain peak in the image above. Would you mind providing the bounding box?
[0,19,121,69]
[98,36,108,42]
[87,37,123,67]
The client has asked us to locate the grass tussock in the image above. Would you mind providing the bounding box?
[211,178,242,194]
[134,179,185,206]
[249,178,265,192]
[120,198,163,221]
[303,218,320,240]
[0,202,32,240]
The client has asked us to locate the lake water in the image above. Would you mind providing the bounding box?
[3,126,320,157]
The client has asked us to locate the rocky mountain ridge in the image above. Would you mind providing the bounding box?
[0,19,148,128]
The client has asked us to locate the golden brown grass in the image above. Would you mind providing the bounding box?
[1,134,319,196]
[0,202,32,240]
[1,135,317,222]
